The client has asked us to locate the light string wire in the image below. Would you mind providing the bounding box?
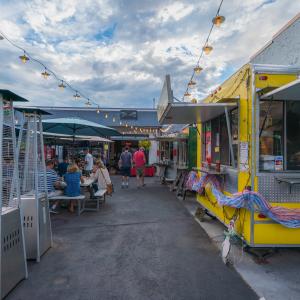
[0,29,100,108]
[183,0,224,100]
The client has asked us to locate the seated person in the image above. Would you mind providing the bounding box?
[44,159,64,212]
[64,163,84,213]
[57,157,69,177]
[90,159,112,191]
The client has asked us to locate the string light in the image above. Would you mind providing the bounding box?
[85,99,91,106]
[41,68,50,79]
[212,15,225,27]
[194,66,203,74]
[96,106,100,114]
[182,0,225,100]
[188,80,196,88]
[73,91,80,99]
[19,51,29,63]
[113,117,116,122]
[0,29,100,108]
[203,45,213,55]
[105,113,108,119]
[58,80,66,90]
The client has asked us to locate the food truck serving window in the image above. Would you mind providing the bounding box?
[259,100,300,171]
[202,108,238,167]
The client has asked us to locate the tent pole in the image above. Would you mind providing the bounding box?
[225,107,236,168]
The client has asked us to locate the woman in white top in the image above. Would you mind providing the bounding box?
[91,159,111,190]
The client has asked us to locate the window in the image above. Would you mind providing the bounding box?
[202,109,238,167]
[259,100,300,172]
[211,117,220,163]
[120,110,137,120]
[259,101,284,171]
[286,101,300,170]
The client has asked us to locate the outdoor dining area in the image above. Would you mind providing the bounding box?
[0,90,120,299]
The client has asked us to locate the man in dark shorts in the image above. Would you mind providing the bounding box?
[119,147,132,188]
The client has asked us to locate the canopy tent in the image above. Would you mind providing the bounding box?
[42,117,120,137]
[159,102,237,125]
[43,132,113,143]
[260,78,300,101]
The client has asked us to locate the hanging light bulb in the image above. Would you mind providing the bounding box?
[212,15,225,27]
[73,91,80,99]
[203,45,213,55]
[96,107,100,114]
[105,113,108,119]
[19,51,29,63]
[85,99,91,106]
[188,80,196,88]
[113,117,116,122]
[125,123,128,128]
[120,121,122,125]
[58,80,66,90]
[194,66,203,74]
[131,125,133,129]
[41,68,50,79]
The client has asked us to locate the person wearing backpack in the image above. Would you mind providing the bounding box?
[119,147,132,188]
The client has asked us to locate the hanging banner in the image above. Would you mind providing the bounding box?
[205,123,212,164]
[239,141,249,171]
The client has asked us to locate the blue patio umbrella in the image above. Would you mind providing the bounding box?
[42,117,120,138]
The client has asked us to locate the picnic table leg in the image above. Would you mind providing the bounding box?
[96,196,99,211]
[77,199,81,216]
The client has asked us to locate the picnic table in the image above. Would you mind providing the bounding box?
[49,177,106,215]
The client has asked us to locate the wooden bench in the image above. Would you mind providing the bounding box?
[49,195,86,216]
[83,189,106,212]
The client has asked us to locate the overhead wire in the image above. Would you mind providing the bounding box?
[0,29,99,108]
[183,0,225,100]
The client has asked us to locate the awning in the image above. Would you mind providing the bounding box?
[260,78,300,101]
[160,102,237,124]
[43,132,113,143]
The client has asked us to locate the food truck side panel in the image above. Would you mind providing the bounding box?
[196,65,300,247]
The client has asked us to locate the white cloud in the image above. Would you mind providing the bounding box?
[0,0,299,108]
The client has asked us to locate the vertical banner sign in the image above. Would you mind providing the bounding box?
[205,122,212,164]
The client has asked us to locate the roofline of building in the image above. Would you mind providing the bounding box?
[19,105,157,112]
[250,13,300,61]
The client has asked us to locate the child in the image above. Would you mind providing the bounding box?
[64,164,84,213]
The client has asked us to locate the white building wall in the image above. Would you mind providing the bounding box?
[148,135,158,164]
[250,17,300,66]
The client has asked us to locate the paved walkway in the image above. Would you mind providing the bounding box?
[8,177,257,300]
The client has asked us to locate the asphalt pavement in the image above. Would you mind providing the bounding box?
[7,176,258,300]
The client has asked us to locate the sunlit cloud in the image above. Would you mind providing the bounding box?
[0,0,299,108]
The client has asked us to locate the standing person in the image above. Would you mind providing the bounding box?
[133,147,146,188]
[119,147,132,188]
[84,148,94,176]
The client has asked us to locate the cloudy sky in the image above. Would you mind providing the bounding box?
[0,0,299,108]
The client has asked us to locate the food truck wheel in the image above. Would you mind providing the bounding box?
[195,207,206,222]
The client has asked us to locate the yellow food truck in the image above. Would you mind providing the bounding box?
[158,64,300,247]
